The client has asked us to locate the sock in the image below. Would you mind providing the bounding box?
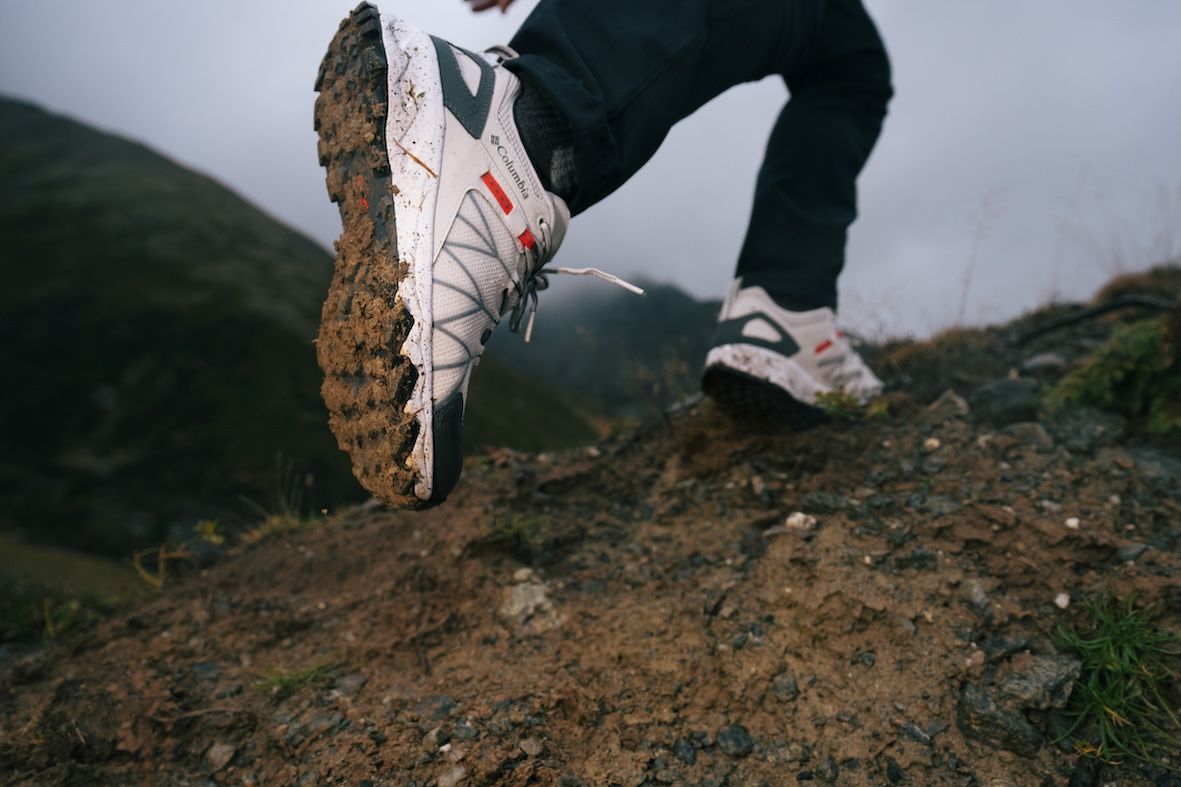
[512,76,578,204]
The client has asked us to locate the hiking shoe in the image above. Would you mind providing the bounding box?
[702,278,883,421]
[313,3,571,508]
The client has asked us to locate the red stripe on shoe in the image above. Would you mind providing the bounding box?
[481,171,514,215]
[519,229,536,250]
[815,339,834,354]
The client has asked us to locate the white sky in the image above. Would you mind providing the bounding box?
[1,1,1178,338]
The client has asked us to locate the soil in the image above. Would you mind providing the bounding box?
[3,292,1180,786]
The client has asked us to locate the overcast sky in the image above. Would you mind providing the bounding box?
[1,1,1177,337]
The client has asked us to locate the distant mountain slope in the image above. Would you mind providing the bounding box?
[486,283,721,420]
[0,98,596,555]
[0,97,359,554]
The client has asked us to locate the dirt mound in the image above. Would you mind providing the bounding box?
[3,282,1180,785]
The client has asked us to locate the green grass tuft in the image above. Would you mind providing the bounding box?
[1053,594,1181,770]
[1048,315,1181,435]
[814,391,890,422]
[255,664,337,694]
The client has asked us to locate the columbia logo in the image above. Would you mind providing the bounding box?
[490,134,500,146]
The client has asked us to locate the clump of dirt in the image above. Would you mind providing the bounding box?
[3,274,1180,786]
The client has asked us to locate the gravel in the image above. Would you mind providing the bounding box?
[715,724,754,758]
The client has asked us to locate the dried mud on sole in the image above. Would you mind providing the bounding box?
[314,4,421,509]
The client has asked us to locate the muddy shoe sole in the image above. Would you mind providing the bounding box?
[314,3,423,509]
[702,365,829,429]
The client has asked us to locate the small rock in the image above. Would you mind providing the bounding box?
[673,737,696,765]
[1045,405,1126,452]
[815,757,839,783]
[785,512,818,532]
[1117,542,1149,562]
[1020,352,1067,374]
[519,737,544,757]
[190,662,220,681]
[1064,517,1080,530]
[999,422,1054,452]
[770,669,799,701]
[965,580,990,611]
[965,650,986,671]
[452,718,478,741]
[335,672,367,696]
[498,582,565,634]
[437,765,467,787]
[956,683,1043,756]
[304,712,343,738]
[423,726,450,751]
[899,721,931,745]
[923,437,942,452]
[981,635,1029,662]
[997,654,1082,710]
[415,694,457,721]
[206,742,236,772]
[512,567,535,583]
[716,724,754,758]
[1129,446,1181,485]
[703,589,728,617]
[803,491,850,513]
[214,682,244,699]
[921,496,962,516]
[969,378,1040,427]
[924,389,970,422]
[1055,593,1071,610]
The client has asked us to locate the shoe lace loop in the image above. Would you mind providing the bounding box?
[509,266,645,343]
[506,229,644,343]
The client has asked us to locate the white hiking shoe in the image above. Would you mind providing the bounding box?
[314,3,590,507]
[702,278,883,420]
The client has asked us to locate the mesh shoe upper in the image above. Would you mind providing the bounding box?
[705,278,883,405]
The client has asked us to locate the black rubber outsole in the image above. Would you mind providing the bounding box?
[702,365,829,430]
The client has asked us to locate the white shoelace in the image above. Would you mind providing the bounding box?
[508,259,645,344]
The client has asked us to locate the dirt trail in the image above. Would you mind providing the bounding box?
[3,294,1180,786]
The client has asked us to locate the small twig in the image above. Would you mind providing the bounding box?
[152,706,251,724]
[71,720,87,746]
[416,640,432,676]
[1015,295,1177,345]
[390,138,438,178]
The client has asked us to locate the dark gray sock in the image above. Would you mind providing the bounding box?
[513,77,578,204]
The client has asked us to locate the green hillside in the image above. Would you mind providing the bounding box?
[0,98,597,556]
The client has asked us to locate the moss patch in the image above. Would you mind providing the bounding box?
[1048,314,1181,435]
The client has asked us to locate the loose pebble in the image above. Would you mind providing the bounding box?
[785,512,817,531]
[923,437,941,452]
[1064,517,1080,530]
[1054,593,1071,610]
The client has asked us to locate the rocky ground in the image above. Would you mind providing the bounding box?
[2,276,1179,786]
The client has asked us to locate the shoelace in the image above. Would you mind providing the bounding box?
[506,228,644,342]
[509,267,645,343]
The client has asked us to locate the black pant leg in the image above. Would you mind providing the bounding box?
[508,0,823,214]
[735,0,892,311]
